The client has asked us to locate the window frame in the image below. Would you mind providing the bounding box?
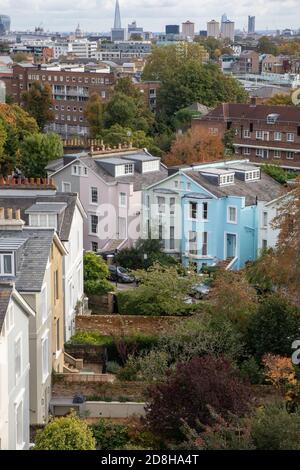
[227,205,238,224]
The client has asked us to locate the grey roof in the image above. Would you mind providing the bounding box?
[0,193,77,241]
[185,170,284,205]
[96,157,134,165]
[25,203,67,214]
[45,158,64,172]
[80,155,168,191]
[0,229,55,292]
[0,283,13,331]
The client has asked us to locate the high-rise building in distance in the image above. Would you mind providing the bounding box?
[182,20,195,38]
[111,0,126,41]
[0,15,10,35]
[207,20,220,39]
[165,25,180,35]
[221,20,235,41]
[221,13,228,34]
[248,16,255,34]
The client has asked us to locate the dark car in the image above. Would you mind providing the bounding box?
[108,265,135,283]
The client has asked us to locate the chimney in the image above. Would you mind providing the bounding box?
[250,97,257,107]
[0,208,25,231]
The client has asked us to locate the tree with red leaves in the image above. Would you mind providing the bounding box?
[146,355,251,441]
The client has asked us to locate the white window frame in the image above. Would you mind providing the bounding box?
[263,211,268,228]
[227,205,237,224]
[89,214,99,235]
[62,181,71,192]
[119,192,127,208]
[41,332,49,384]
[287,133,295,142]
[14,333,22,385]
[243,129,251,138]
[274,150,281,159]
[15,396,25,450]
[274,132,282,141]
[0,252,14,276]
[40,284,48,325]
[287,151,295,160]
[90,186,98,205]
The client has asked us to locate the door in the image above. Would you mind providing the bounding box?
[118,217,127,239]
[263,149,269,159]
[226,233,237,259]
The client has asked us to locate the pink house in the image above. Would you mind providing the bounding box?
[47,148,168,252]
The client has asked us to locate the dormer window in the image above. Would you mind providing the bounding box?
[220,174,235,186]
[125,163,134,174]
[245,170,261,181]
[267,113,280,124]
[0,252,14,276]
[71,164,88,176]
[29,213,57,230]
[115,163,134,177]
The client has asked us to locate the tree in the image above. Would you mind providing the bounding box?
[22,81,54,130]
[146,355,251,441]
[12,52,29,63]
[20,133,63,178]
[266,93,293,106]
[83,251,113,295]
[117,263,196,316]
[223,128,235,156]
[104,92,137,129]
[92,419,129,450]
[115,238,177,270]
[246,294,300,359]
[164,127,224,166]
[257,36,279,55]
[33,412,96,450]
[85,92,105,138]
[130,33,143,41]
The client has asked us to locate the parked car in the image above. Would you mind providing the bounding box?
[190,282,211,299]
[108,265,135,283]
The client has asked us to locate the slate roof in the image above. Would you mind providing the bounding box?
[199,103,300,123]
[0,229,54,292]
[0,193,77,241]
[80,156,168,191]
[185,169,284,205]
[0,283,13,331]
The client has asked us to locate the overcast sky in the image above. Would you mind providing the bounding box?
[0,0,299,33]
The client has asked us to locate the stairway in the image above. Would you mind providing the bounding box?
[217,257,234,270]
[63,352,83,374]
[101,239,126,252]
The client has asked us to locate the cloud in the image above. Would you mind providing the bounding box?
[0,0,298,32]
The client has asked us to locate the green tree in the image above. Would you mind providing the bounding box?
[257,36,279,55]
[104,92,136,129]
[22,81,54,130]
[223,128,235,156]
[115,239,177,270]
[20,133,63,178]
[83,251,113,295]
[92,419,129,450]
[33,412,96,450]
[12,52,28,63]
[84,92,105,138]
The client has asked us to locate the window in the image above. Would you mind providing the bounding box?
[287,133,295,142]
[287,151,295,160]
[170,197,175,215]
[202,202,208,220]
[245,170,261,181]
[262,239,268,250]
[256,130,263,140]
[157,197,165,213]
[90,215,98,234]
[159,224,165,248]
[72,165,88,176]
[4,303,14,333]
[274,132,282,141]
[227,206,237,224]
[243,147,250,155]
[14,335,22,384]
[189,231,197,255]
[174,180,179,188]
[274,150,281,159]
[220,174,234,186]
[187,182,191,191]
[202,232,208,256]
[62,182,71,192]
[256,148,263,157]
[119,193,127,208]
[15,400,24,449]
[189,202,197,219]
[0,252,14,276]
[124,163,134,175]
[42,334,49,383]
[41,285,47,324]
[170,226,175,250]
[29,214,57,230]
[91,187,98,204]
[56,319,60,352]
[54,270,59,302]
[91,241,98,252]
[243,129,251,138]
[263,211,268,227]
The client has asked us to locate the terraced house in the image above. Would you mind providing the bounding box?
[143,159,283,272]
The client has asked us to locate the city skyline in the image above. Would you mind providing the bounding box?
[0,0,299,33]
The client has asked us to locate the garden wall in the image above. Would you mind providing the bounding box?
[85,401,146,418]
[75,314,180,336]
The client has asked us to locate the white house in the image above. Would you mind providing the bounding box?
[0,283,35,450]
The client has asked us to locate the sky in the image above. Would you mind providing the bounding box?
[0,0,299,33]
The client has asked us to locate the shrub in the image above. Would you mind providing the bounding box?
[84,252,114,295]
[33,412,96,450]
[106,361,121,374]
[251,403,300,450]
[115,238,178,270]
[239,357,264,385]
[92,419,130,450]
[146,355,251,441]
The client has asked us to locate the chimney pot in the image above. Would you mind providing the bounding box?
[17,177,22,185]
[7,208,12,220]
[11,178,16,185]
[0,177,4,185]
[0,208,4,219]
[15,209,21,220]
[24,177,28,184]
[30,178,34,184]
[36,178,41,185]
[43,178,47,185]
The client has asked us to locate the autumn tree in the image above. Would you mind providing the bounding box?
[22,81,54,130]
[146,355,251,441]
[266,93,293,106]
[257,36,279,55]
[164,127,224,166]
[84,92,105,138]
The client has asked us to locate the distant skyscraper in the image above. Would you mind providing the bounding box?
[182,20,195,38]
[207,20,220,39]
[221,13,228,34]
[166,25,180,35]
[0,15,10,35]
[221,20,235,42]
[114,0,121,29]
[111,0,126,41]
[248,16,255,34]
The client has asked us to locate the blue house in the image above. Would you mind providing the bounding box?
[143,159,282,271]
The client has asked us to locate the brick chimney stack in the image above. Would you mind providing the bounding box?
[0,207,25,231]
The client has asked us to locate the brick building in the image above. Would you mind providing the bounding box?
[192,102,300,169]
[12,63,115,137]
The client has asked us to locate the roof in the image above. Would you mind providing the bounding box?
[0,193,78,241]
[0,229,55,292]
[184,168,284,205]
[0,283,13,331]
[199,103,300,123]
[25,203,67,214]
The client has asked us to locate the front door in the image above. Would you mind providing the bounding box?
[226,233,237,259]
[118,217,127,239]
